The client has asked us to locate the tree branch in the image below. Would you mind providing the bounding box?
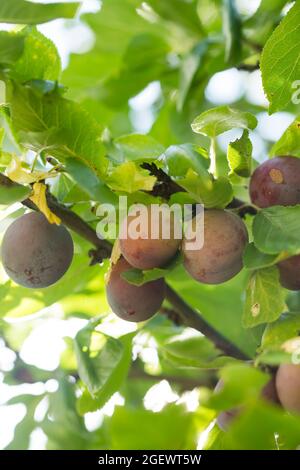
[164,284,250,361]
[141,162,183,199]
[0,172,249,360]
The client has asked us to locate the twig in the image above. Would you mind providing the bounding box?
[226,197,257,217]
[141,162,183,199]
[164,284,250,360]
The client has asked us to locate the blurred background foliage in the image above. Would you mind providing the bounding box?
[0,0,300,450]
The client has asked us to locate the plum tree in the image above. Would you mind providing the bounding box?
[249,156,300,208]
[106,257,165,322]
[182,210,248,285]
[276,364,300,414]
[277,255,300,291]
[1,212,74,288]
[216,377,279,431]
[119,205,181,270]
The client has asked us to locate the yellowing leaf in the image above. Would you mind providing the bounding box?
[107,162,156,193]
[7,157,56,184]
[30,182,61,225]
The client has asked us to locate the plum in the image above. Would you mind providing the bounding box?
[119,205,181,270]
[249,156,300,208]
[276,364,300,414]
[277,255,300,291]
[182,210,248,284]
[106,257,165,322]
[1,212,73,288]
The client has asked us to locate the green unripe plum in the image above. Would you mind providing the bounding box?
[249,156,300,208]
[183,210,248,285]
[276,364,300,414]
[277,255,300,291]
[119,205,181,270]
[106,257,165,322]
[1,212,73,288]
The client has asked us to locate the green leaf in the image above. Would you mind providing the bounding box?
[0,174,31,204]
[0,31,24,65]
[222,0,242,65]
[113,134,165,163]
[5,395,44,450]
[75,322,122,396]
[64,159,117,204]
[121,253,183,286]
[270,116,300,158]
[159,331,238,370]
[147,0,203,37]
[261,1,300,113]
[99,33,170,108]
[41,379,99,450]
[207,363,269,410]
[180,169,233,208]
[226,401,300,450]
[63,0,159,100]
[107,162,156,193]
[165,143,209,178]
[0,0,80,24]
[246,0,288,28]
[51,173,90,204]
[10,27,61,82]
[191,106,257,137]
[261,313,300,351]
[227,130,252,177]
[243,266,286,328]
[110,405,197,450]
[253,206,300,254]
[243,243,279,270]
[75,323,133,413]
[7,82,107,177]
[177,41,209,111]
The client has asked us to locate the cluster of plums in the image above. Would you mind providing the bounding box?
[1,155,300,317]
[106,206,249,322]
[107,154,300,323]
[216,363,300,430]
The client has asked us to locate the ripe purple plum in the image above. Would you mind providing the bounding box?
[1,212,73,288]
[119,205,181,270]
[182,210,248,285]
[249,156,300,208]
[106,257,165,322]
